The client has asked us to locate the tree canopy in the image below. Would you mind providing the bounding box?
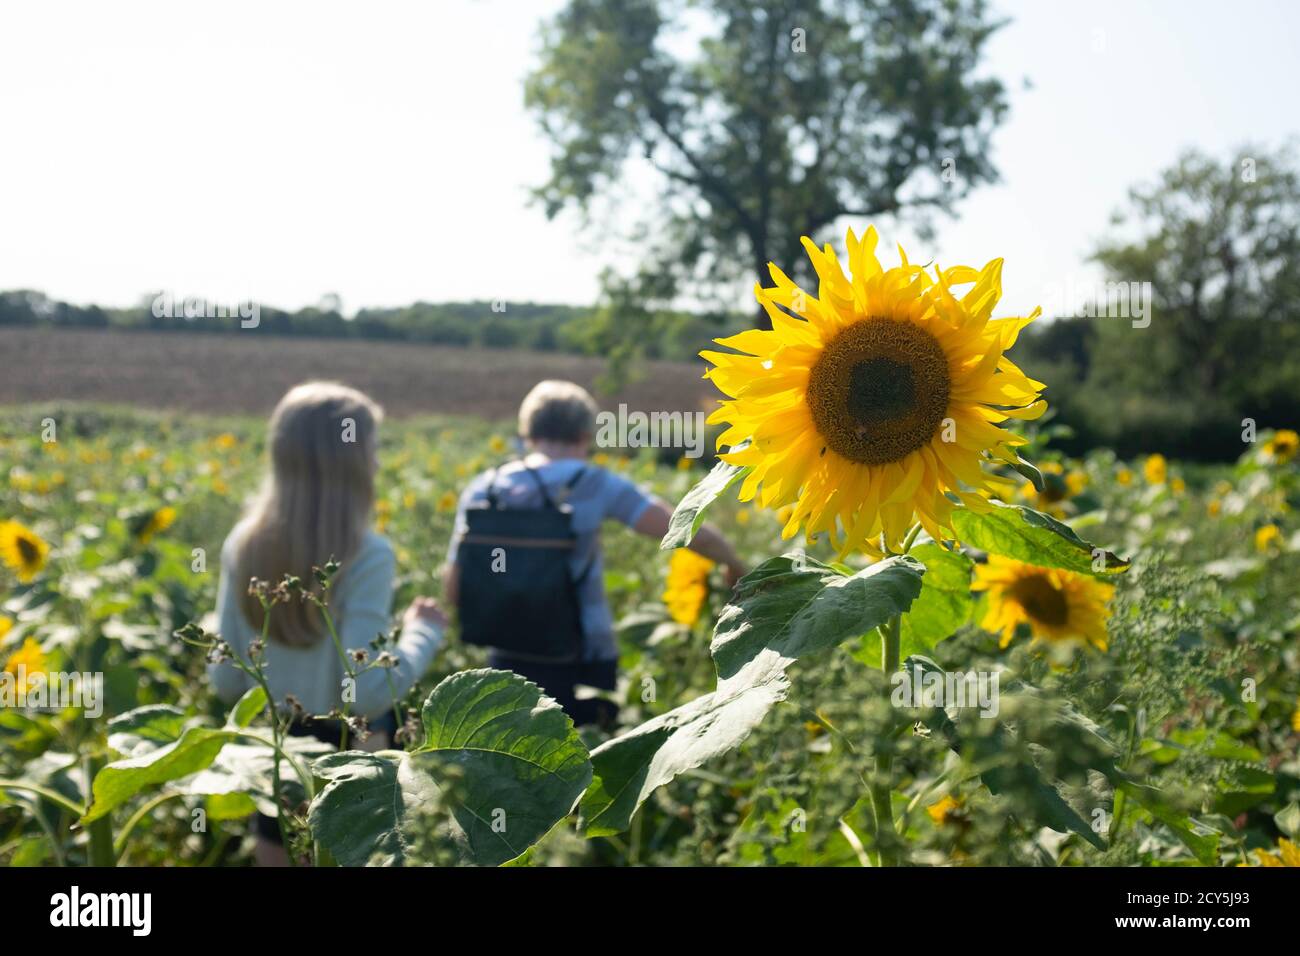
[526,0,1009,329]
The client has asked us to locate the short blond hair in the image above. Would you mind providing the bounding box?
[518,380,598,443]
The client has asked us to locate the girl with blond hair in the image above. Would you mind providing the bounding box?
[209,382,443,811]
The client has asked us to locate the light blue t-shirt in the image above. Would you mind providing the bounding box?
[447,457,656,661]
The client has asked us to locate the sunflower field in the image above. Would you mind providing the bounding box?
[2,235,1299,870]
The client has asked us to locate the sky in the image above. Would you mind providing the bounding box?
[1,0,1298,319]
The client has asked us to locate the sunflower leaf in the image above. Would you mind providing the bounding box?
[579,555,923,837]
[908,656,1107,851]
[951,501,1130,575]
[308,669,592,866]
[661,457,752,550]
[711,553,925,680]
[580,651,790,837]
[1008,456,1045,493]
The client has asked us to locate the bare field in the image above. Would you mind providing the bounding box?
[0,327,715,420]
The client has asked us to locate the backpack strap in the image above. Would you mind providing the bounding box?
[521,464,559,509]
[484,467,501,510]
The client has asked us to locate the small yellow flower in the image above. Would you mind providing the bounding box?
[403,491,417,510]
[1241,838,1300,867]
[489,435,508,454]
[1291,699,1300,733]
[437,491,458,513]
[972,556,1114,652]
[214,432,238,450]
[135,506,177,544]
[3,636,47,693]
[1143,454,1167,485]
[1116,468,1133,486]
[1255,524,1282,553]
[1207,498,1222,518]
[663,549,715,626]
[735,509,752,526]
[212,478,229,495]
[1262,429,1299,465]
[1170,477,1186,495]
[676,457,693,471]
[0,520,50,583]
[0,615,12,640]
[592,452,611,467]
[375,498,393,532]
[926,795,965,826]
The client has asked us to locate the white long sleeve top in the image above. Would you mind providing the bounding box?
[208,522,441,719]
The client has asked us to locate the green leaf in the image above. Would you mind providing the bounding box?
[857,544,972,667]
[1009,456,1045,493]
[106,705,188,757]
[951,501,1130,575]
[580,651,790,838]
[81,725,236,825]
[909,657,1107,851]
[183,736,332,818]
[581,554,923,837]
[1120,780,1221,865]
[660,456,751,550]
[711,553,924,680]
[227,686,268,729]
[308,669,592,866]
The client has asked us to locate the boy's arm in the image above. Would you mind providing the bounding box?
[632,502,747,586]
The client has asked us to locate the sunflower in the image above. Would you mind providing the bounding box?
[703,227,1045,555]
[437,491,458,513]
[1143,454,1167,485]
[1255,524,1282,553]
[0,615,12,640]
[3,636,47,693]
[0,520,50,583]
[663,549,715,626]
[489,435,508,454]
[1240,838,1300,867]
[1262,429,1299,465]
[972,556,1114,651]
[134,505,177,544]
[926,794,966,826]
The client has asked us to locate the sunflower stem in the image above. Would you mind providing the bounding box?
[871,612,903,866]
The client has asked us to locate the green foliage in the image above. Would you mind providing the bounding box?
[951,500,1130,575]
[309,669,592,866]
[1015,144,1300,460]
[527,0,1008,349]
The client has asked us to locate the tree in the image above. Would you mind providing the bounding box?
[526,0,1009,331]
[1088,146,1300,437]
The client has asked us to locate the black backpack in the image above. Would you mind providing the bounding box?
[456,465,590,662]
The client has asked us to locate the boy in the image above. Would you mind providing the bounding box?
[444,380,745,725]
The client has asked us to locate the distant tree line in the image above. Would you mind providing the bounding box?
[0,292,740,364]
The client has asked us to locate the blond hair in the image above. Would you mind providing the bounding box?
[518,380,598,443]
[233,382,383,647]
